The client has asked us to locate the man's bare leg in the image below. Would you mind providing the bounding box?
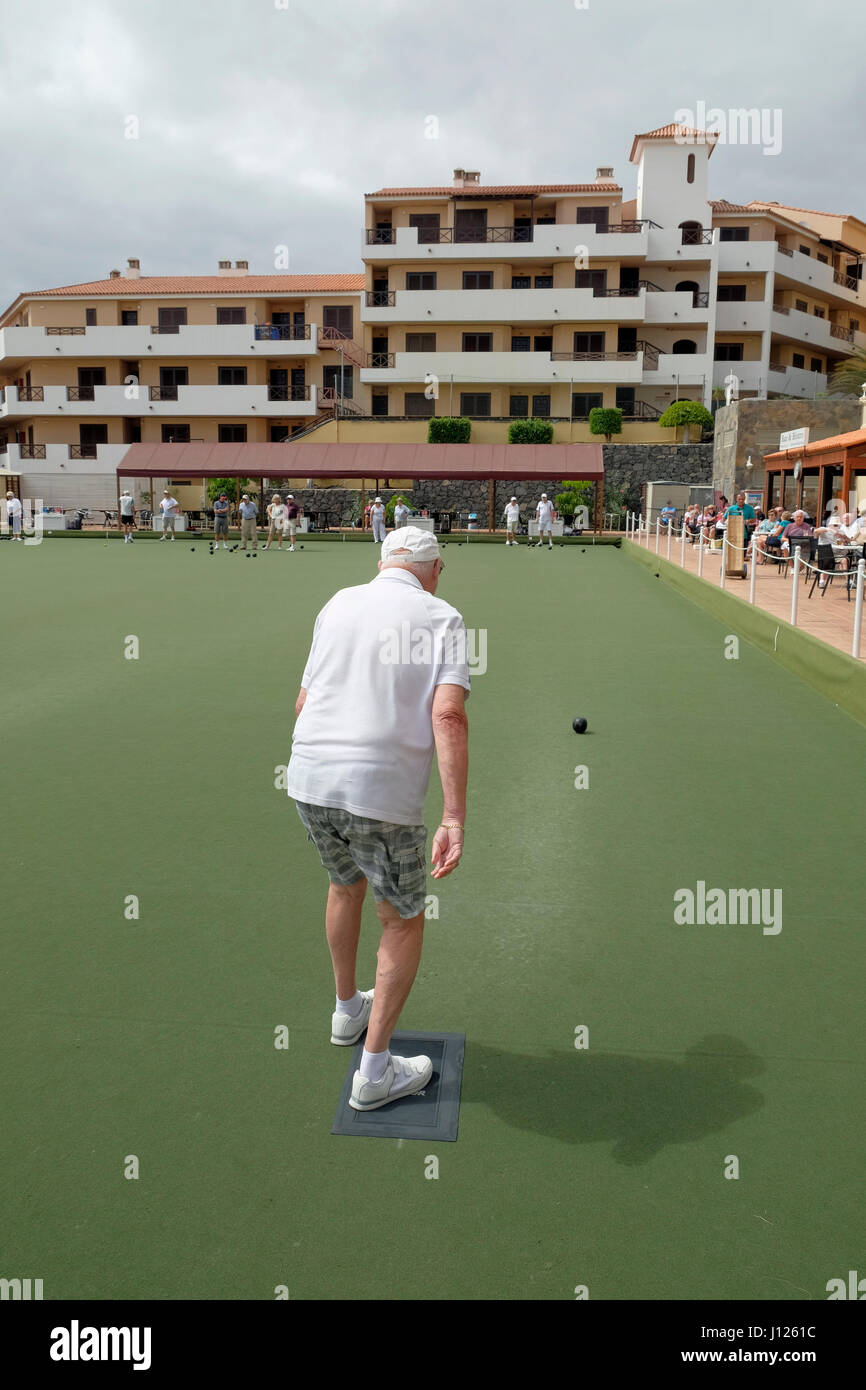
[325,879,367,1000]
[365,903,425,1053]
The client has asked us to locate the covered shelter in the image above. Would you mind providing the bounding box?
[116,441,606,530]
[762,427,866,520]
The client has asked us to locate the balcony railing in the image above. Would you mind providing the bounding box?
[267,385,312,401]
[595,287,641,298]
[601,220,658,233]
[550,351,639,362]
[777,245,794,257]
[830,323,855,342]
[20,444,47,458]
[639,279,665,293]
[18,387,44,400]
[66,386,97,400]
[367,228,396,244]
[366,290,396,307]
[681,227,714,245]
[254,323,311,340]
[636,340,662,368]
[149,385,179,400]
[367,352,396,368]
[621,401,663,419]
[833,270,860,293]
[69,444,98,459]
[45,326,86,335]
[150,324,185,334]
[768,360,785,372]
[772,303,790,315]
[692,292,710,308]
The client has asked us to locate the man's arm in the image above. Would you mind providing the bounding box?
[431,683,469,879]
[295,687,307,717]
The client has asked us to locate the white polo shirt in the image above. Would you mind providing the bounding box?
[287,568,470,825]
[504,503,519,524]
[537,499,553,527]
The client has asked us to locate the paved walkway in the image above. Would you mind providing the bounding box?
[624,530,864,662]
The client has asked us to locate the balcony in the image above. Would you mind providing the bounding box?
[266,385,312,401]
[0,323,319,365]
[0,383,319,418]
[362,286,648,325]
[0,441,133,472]
[360,349,644,385]
[364,221,652,263]
[711,360,827,399]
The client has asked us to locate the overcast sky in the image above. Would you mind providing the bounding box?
[0,0,863,310]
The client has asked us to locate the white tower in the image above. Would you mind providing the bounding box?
[630,124,715,229]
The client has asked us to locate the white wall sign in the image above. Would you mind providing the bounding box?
[780,427,810,450]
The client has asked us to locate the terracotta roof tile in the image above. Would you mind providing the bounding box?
[365,183,620,197]
[629,125,718,161]
[22,274,364,298]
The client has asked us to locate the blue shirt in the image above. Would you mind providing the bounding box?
[239,502,257,519]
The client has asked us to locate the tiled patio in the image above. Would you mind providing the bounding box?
[624,531,865,662]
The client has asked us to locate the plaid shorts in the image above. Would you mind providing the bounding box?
[295,802,428,920]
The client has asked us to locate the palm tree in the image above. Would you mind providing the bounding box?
[828,349,866,398]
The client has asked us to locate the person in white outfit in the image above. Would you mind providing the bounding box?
[503,496,520,545]
[371,496,387,544]
[265,493,286,550]
[5,491,23,539]
[159,491,179,540]
[536,493,555,548]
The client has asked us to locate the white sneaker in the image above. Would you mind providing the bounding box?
[331,989,374,1046]
[349,1053,433,1111]
[160,536,166,541]
[289,545,295,551]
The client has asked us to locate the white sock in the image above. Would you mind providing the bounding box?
[335,990,364,1017]
[360,1048,390,1083]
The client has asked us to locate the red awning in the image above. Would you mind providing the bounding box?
[117,441,604,481]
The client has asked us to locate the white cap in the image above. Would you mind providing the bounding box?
[375,496,382,502]
[287,494,294,499]
[511,496,517,502]
[381,525,441,564]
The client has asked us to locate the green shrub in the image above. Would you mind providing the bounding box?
[427,416,471,443]
[385,494,410,526]
[588,407,623,442]
[658,400,714,443]
[508,417,554,444]
[207,477,251,503]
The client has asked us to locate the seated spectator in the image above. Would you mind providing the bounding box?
[752,508,780,564]
[780,510,815,559]
[684,504,701,543]
[660,501,676,529]
[699,505,717,544]
[763,510,792,558]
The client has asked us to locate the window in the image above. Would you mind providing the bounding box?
[799,245,811,256]
[716,285,747,301]
[460,393,491,417]
[323,365,353,399]
[813,306,825,319]
[810,358,823,373]
[817,253,829,264]
[218,366,247,385]
[511,275,531,289]
[77,367,106,389]
[454,209,487,243]
[687,153,695,184]
[161,424,190,442]
[534,275,553,288]
[575,269,607,295]
[462,271,494,289]
[535,216,555,226]
[509,395,529,417]
[511,336,531,352]
[217,307,246,324]
[852,319,860,332]
[714,343,743,361]
[463,332,493,351]
[405,333,436,352]
[158,307,188,330]
[533,335,553,352]
[85,308,97,326]
[672,339,697,354]
[573,332,604,354]
[78,424,108,453]
[572,393,603,418]
[218,424,247,442]
[719,227,749,241]
[406,272,436,291]
[792,353,805,369]
[532,394,550,417]
[409,212,440,244]
[159,366,188,394]
[795,298,808,312]
[404,393,434,417]
[616,387,635,411]
[121,310,138,326]
[323,305,353,337]
[371,394,389,416]
[576,206,610,230]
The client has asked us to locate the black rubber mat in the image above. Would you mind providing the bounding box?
[331,1031,465,1141]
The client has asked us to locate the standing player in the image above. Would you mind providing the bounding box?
[265,493,286,550]
[370,496,387,544]
[393,497,410,530]
[238,494,259,551]
[5,490,23,540]
[285,494,301,551]
[159,490,179,541]
[503,496,520,546]
[535,493,555,549]
[119,489,136,543]
[213,492,230,549]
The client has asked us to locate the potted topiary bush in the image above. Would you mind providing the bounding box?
[658,400,714,444]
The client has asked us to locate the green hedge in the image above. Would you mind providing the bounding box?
[588,407,623,441]
[507,418,554,444]
[427,417,471,443]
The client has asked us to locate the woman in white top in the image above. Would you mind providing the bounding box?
[265,493,287,550]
